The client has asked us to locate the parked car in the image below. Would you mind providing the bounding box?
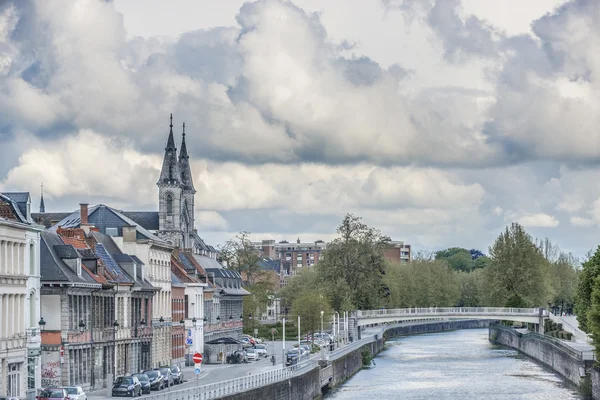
[170,366,183,384]
[286,349,300,366]
[133,373,151,394]
[112,375,142,397]
[36,388,68,400]
[254,344,268,357]
[0,397,19,400]
[59,386,86,400]
[246,348,259,361]
[156,367,174,387]
[241,335,256,345]
[143,369,164,390]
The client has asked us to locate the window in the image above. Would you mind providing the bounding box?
[7,363,21,397]
[29,243,35,275]
[27,358,35,390]
[166,193,173,216]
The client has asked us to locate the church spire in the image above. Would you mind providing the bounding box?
[39,182,45,213]
[179,121,195,192]
[157,113,183,186]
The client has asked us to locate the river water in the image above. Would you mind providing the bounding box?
[326,328,581,400]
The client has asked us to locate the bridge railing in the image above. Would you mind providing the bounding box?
[357,307,543,318]
[328,335,376,361]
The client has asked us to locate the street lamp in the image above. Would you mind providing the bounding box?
[216,316,220,322]
[38,317,46,332]
[229,315,233,321]
[159,316,164,327]
[140,319,147,328]
[320,310,324,340]
[203,316,207,323]
[180,319,185,327]
[113,320,119,377]
[78,319,86,333]
[192,317,197,329]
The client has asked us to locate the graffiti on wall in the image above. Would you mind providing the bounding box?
[41,352,62,387]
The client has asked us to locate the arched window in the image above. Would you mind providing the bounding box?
[165,193,173,216]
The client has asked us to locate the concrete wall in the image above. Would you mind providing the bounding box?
[330,337,384,387]
[219,367,321,400]
[592,368,600,400]
[489,323,587,387]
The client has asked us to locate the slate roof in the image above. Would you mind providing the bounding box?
[122,212,159,231]
[171,255,200,284]
[157,115,183,186]
[94,243,132,284]
[2,192,30,219]
[40,231,100,286]
[49,204,168,244]
[31,212,70,228]
[171,272,185,288]
[0,193,29,223]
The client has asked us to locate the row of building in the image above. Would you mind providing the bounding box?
[0,116,249,398]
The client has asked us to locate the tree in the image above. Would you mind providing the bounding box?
[456,268,485,307]
[575,246,600,332]
[317,214,390,311]
[291,291,332,337]
[219,231,264,285]
[485,222,550,307]
[279,267,323,313]
[549,253,578,314]
[436,247,489,272]
[243,283,272,329]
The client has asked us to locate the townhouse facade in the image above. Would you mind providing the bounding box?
[0,193,42,399]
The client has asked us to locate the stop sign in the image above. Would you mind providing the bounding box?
[193,352,203,364]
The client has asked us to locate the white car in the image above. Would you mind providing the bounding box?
[60,386,87,400]
[246,348,259,361]
[254,344,268,357]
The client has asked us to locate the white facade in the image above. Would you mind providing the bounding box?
[116,238,173,367]
[183,284,206,357]
[0,219,41,399]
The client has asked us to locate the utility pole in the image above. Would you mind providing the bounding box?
[282,317,286,367]
[297,315,301,351]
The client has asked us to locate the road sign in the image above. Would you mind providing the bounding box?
[194,367,201,375]
[186,337,193,346]
[193,352,203,364]
[270,328,278,334]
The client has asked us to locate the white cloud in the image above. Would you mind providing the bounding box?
[570,216,594,227]
[196,211,229,231]
[513,213,560,228]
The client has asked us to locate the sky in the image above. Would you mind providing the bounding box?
[2,0,600,257]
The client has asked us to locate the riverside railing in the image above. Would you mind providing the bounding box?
[547,311,591,344]
[357,307,544,318]
[141,336,377,400]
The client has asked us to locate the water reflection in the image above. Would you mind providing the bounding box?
[326,328,580,400]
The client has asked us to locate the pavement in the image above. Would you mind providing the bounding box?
[86,341,305,399]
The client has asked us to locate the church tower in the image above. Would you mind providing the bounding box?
[178,122,196,249]
[157,114,184,247]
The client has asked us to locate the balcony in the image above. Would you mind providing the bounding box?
[0,334,27,351]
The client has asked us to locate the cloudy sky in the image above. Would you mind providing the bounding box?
[1,0,599,256]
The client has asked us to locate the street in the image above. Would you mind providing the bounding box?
[87,341,305,399]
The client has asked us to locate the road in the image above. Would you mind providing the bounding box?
[87,341,306,399]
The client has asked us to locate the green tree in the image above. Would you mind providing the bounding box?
[317,214,390,311]
[243,283,272,326]
[456,268,485,307]
[435,247,473,271]
[279,267,323,313]
[549,253,578,313]
[586,276,600,358]
[575,246,600,332]
[485,222,550,307]
[291,291,332,337]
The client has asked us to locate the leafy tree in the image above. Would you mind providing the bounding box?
[436,247,489,272]
[317,214,390,311]
[586,276,600,358]
[485,223,550,307]
[549,253,578,314]
[291,291,332,337]
[456,268,485,307]
[219,231,264,285]
[279,267,323,312]
[243,283,272,327]
[575,246,600,332]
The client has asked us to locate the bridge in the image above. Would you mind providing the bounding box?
[356,307,591,344]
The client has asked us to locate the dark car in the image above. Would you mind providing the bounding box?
[286,349,299,366]
[111,376,141,397]
[133,373,151,394]
[170,366,183,384]
[155,367,173,387]
[143,370,164,390]
[36,388,68,400]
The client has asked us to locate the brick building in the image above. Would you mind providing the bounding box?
[383,240,411,263]
[253,238,327,273]
[170,275,185,367]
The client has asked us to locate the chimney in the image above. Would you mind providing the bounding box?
[119,257,137,282]
[123,225,137,243]
[80,203,89,225]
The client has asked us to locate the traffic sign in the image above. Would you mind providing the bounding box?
[186,337,193,346]
[194,367,201,375]
[193,352,203,364]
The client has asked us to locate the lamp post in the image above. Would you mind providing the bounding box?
[38,317,46,332]
[320,311,324,343]
[248,313,253,337]
[78,320,86,333]
[113,320,119,377]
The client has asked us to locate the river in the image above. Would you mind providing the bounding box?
[326,328,581,399]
